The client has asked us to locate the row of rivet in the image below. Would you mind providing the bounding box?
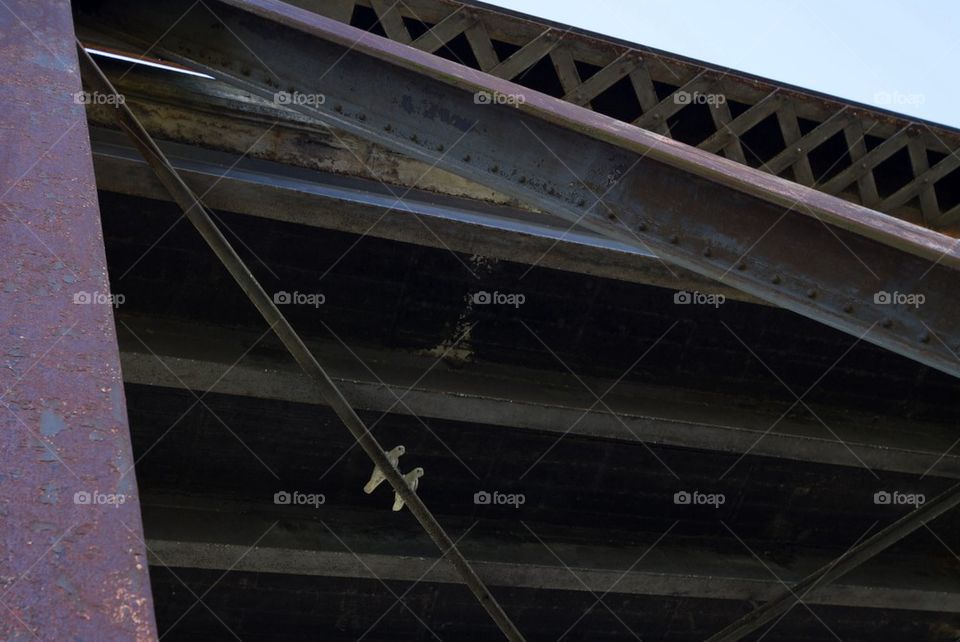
[355,110,937,347]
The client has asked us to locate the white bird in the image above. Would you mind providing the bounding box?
[392,467,424,512]
[363,445,405,494]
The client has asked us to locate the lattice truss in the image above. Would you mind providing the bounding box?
[306,0,960,233]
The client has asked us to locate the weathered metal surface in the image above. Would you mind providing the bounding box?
[75,0,960,378]
[77,46,526,642]
[89,127,760,303]
[295,0,960,233]
[0,1,156,640]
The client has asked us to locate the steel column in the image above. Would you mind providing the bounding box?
[0,1,156,639]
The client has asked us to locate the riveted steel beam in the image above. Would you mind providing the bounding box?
[75,0,960,379]
[89,128,758,303]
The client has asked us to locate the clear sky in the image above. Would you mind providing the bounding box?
[486,0,959,129]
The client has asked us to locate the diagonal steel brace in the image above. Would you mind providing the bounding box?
[707,480,960,641]
[76,43,525,642]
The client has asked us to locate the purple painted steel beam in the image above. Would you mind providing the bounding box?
[0,1,157,639]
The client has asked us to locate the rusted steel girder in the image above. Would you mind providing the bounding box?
[76,0,960,379]
[0,1,156,640]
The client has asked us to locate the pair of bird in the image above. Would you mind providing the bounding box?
[362,445,423,512]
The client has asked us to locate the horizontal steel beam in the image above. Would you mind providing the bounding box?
[142,499,960,614]
[116,316,960,479]
[77,0,960,378]
[90,128,758,302]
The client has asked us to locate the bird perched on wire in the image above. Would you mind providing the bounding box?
[392,467,424,512]
[363,445,405,494]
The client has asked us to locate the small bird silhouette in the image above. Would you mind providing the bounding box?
[392,467,424,512]
[363,445,405,494]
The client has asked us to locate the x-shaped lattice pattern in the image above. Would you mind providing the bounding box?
[306,0,960,233]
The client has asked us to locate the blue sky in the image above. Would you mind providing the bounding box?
[488,0,959,129]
